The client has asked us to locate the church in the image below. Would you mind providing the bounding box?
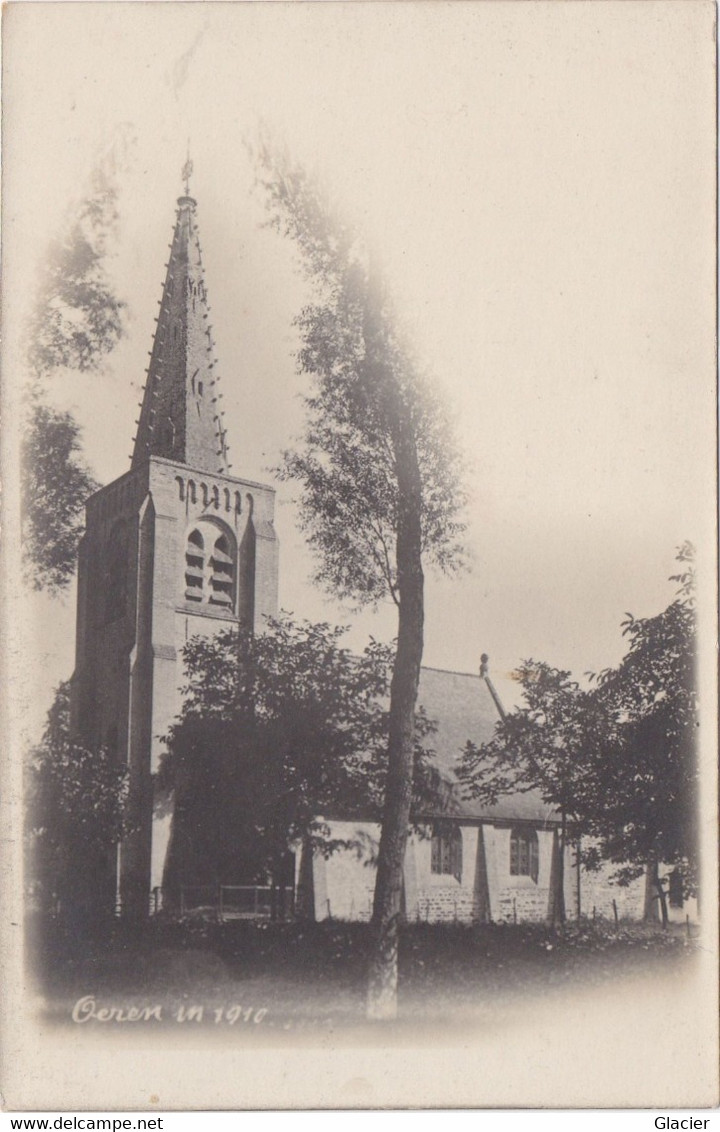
[70,180,654,927]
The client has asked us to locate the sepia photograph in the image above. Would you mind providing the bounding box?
[1,0,717,1112]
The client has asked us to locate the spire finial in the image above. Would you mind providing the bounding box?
[182,144,193,196]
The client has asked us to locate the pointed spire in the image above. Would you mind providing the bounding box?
[132,166,230,474]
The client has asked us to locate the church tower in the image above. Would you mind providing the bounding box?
[72,170,279,918]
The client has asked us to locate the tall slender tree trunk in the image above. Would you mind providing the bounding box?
[575,838,582,921]
[548,813,567,927]
[645,856,668,928]
[656,879,669,929]
[558,811,567,924]
[366,345,424,1021]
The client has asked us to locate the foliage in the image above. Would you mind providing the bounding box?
[27,168,126,376]
[459,661,602,823]
[21,403,99,593]
[26,681,130,920]
[35,919,696,1027]
[253,137,466,1018]
[460,545,699,902]
[587,542,698,891]
[22,165,128,593]
[255,140,466,608]
[458,660,609,924]
[160,617,438,890]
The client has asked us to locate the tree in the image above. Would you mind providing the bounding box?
[585,543,698,925]
[22,404,98,594]
[22,162,127,593]
[27,167,127,377]
[254,142,466,1017]
[460,546,699,929]
[459,662,604,925]
[26,681,130,932]
[159,617,438,913]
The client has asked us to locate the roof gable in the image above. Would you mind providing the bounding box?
[416,666,557,825]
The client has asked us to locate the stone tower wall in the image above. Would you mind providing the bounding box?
[72,455,279,916]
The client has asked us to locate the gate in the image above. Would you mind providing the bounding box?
[175,884,295,921]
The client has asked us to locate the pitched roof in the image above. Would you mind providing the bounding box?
[132,190,230,474]
[416,666,558,825]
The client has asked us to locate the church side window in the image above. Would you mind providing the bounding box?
[510,827,539,882]
[431,823,462,882]
[184,528,205,601]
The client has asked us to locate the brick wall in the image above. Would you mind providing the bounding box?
[487,826,554,923]
[413,825,481,923]
[149,460,279,899]
[304,821,571,926]
[290,821,654,927]
[311,821,377,922]
[74,455,280,914]
[577,855,647,921]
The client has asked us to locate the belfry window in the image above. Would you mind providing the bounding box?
[510,827,539,882]
[431,823,462,882]
[184,524,235,611]
[184,529,205,601]
[209,534,234,607]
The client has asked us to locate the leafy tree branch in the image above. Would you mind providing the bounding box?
[251,136,467,1017]
[22,161,129,593]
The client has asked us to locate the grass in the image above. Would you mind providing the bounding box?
[30,916,699,1033]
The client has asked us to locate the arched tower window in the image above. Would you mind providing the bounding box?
[209,533,234,608]
[431,823,463,882]
[510,827,539,882]
[184,522,236,612]
[184,528,205,601]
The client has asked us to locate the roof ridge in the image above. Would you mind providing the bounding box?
[420,664,481,679]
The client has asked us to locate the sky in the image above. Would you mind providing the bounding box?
[3,1,716,741]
